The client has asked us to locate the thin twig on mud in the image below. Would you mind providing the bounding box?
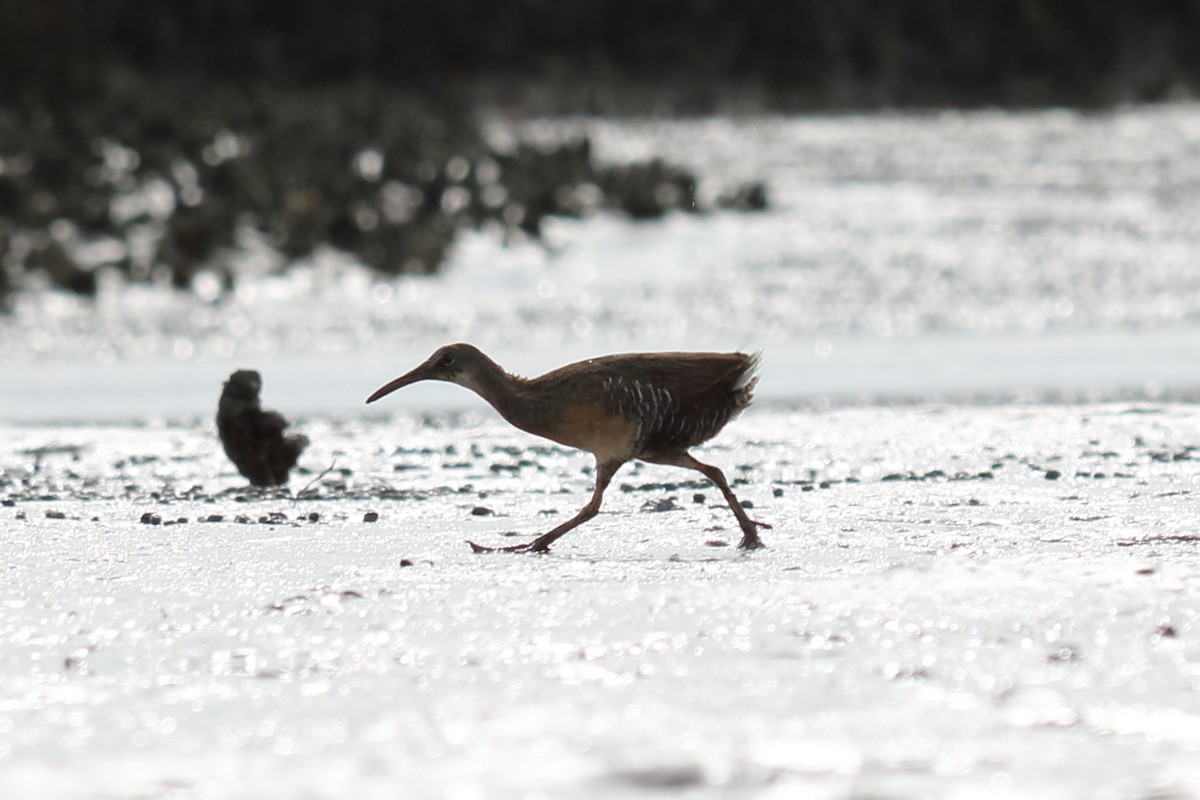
[295,460,338,500]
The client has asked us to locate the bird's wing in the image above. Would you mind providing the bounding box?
[250,409,290,436]
[619,352,756,400]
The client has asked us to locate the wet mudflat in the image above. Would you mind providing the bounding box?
[2,402,1199,799]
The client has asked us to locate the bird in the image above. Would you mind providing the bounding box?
[217,370,309,487]
[365,343,771,553]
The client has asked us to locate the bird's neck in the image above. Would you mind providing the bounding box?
[464,359,547,434]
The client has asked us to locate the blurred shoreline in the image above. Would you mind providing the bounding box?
[4,106,1200,421]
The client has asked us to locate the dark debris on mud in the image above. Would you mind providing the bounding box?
[5,418,1200,553]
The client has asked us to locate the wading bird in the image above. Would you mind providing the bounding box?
[366,343,770,552]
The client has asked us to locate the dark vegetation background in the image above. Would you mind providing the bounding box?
[2,0,1199,307]
[7,0,1200,108]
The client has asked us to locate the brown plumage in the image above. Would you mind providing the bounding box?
[217,370,309,487]
[366,343,771,553]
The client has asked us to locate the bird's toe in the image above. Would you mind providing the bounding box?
[467,540,535,554]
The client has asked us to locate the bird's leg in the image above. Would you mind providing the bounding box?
[468,459,624,554]
[651,452,771,550]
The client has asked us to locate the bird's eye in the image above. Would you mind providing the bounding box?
[440,353,456,367]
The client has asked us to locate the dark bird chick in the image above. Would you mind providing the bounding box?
[217,370,309,487]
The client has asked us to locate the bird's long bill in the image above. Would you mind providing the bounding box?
[365,364,431,404]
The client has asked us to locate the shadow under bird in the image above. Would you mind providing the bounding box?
[217,370,309,487]
[366,343,771,552]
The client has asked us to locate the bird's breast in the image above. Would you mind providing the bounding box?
[540,402,639,463]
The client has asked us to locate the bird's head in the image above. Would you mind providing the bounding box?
[365,343,491,403]
[222,369,263,401]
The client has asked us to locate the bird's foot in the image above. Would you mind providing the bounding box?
[466,539,548,554]
[737,535,767,550]
[736,519,771,550]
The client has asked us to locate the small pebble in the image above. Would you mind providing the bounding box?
[308,512,320,522]
[1045,469,1061,480]
[363,511,380,523]
[742,500,754,509]
[772,487,784,497]
[140,512,162,525]
[400,559,414,567]
[45,510,66,519]
[692,493,706,504]
[470,506,494,516]
[704,540,729,547]
[1,499,14,507]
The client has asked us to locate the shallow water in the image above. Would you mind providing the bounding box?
[3,404,1200,798]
